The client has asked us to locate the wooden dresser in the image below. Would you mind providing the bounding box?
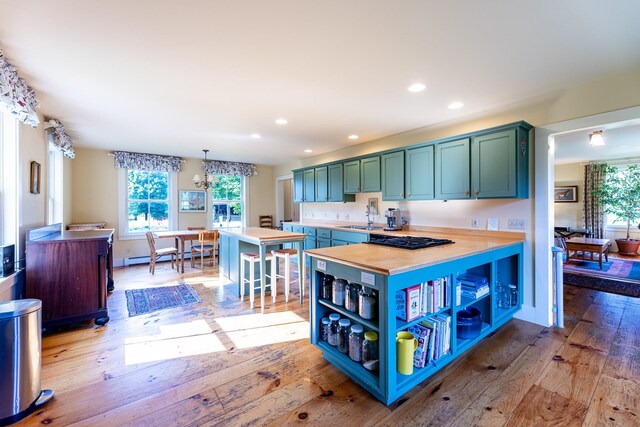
[26,224,114,327]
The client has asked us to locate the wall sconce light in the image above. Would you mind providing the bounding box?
[589,130,605,147]
[193,149,219,189]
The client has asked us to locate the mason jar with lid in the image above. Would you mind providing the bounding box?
[344,282,360,313]
[320,274,334,300]
[327,313,340,346]
[348,324,364,362]
[332,278,347,307]
[320,317,330,342]
[358,287,377,320]
[362,331,379,371]
[508,284,518,307]
[337,318,351,354]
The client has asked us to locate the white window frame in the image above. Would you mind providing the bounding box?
[603,163,640,232]
[0,111,19,248]
[210,175,247,227]
[47,141,64,225]
[117,168,177,240]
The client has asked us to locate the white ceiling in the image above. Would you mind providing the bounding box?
[554,121,640,164]
[1,1,640,165]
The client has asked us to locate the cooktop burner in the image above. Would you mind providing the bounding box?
[366,234,454,250]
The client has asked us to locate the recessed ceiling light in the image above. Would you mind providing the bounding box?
[275,118,288,125]
[618,144,627,148]
[589,130,605,147]
[304,149,312,153]
[348,134,359,140]
[408,83,426,93]
[250,133,261,139]
[448,101,464,109]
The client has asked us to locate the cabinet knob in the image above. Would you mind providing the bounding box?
[401,193,404,197]
[464,191,470,196]
[407,192,410,196]
[475,191,480,195]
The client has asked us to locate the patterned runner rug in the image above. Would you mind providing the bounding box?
[125,282,203,316]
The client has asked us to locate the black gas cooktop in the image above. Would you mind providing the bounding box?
[366,234,454,250]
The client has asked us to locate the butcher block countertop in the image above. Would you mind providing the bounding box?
[300,222,525,276]
[218,227,306,243]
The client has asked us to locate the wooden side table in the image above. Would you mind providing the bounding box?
[564,237,610,270]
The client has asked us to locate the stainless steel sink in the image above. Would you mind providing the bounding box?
[338,225,382,230]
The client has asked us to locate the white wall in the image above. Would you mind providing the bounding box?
[553,162,583,228]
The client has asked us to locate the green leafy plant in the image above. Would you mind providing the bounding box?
[593,163,640,240]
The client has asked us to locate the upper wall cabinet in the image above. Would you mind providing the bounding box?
[381,151,405,201]
[360,156,381,193]
[293,170,304,203]
[343,160,361,193]
[472,128,528,198]
[406,145,434,200]
[315,166,328,202]
[435,138,470,199]
[303,168,315,202]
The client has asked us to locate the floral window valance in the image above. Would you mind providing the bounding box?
[0,49,39,127]
[46,119,75,159]
[203,160,257,177]
[113,151,183,173]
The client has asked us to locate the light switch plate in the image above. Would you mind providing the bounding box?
[471,218,480,228]
[487,218,499,230]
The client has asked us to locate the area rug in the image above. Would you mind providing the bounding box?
[125,282,202,316]
[563,258,640,281]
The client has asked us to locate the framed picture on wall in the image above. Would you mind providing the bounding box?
[554,185,578,203]
[179,190,207,212]
[30,161,41,194]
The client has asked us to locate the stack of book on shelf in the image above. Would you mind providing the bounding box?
[395,275,451,322]
[408,313,451,368]
[457,272,489,300]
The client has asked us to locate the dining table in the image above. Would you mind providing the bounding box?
[154,229,201,273]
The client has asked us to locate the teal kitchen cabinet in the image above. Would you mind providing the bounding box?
[293,170,304,203]
[435,138,470,200]
[344,160,361,193]
[471,127,528,198]
[361,156,381,193]
[303,168,315,202]
[315,166,328,202]
[381,151,405,201]
[328,163,356,203]
[406,145,434,200]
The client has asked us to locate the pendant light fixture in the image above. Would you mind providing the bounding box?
[192,149,218,189]
[589,130,605,147]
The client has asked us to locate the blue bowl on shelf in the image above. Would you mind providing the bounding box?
[457,307,482,339]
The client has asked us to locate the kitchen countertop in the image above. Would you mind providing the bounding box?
[218,227,306,243]
[299,221,525,276]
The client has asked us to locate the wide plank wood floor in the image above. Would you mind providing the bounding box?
[15,261,639,426]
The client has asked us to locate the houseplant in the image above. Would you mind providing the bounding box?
[593,163,640,256]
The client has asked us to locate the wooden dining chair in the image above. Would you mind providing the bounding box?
[145,231,178,274]
[191,230,219,269]
[259,215,274,228]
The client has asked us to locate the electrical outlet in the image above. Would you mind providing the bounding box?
[335,213,340,220]
[487,218,499,231]
[471,218,480,228]
[343,213,349,220]
[508,218,525,230]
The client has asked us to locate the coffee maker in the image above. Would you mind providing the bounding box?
[384,208,403,231]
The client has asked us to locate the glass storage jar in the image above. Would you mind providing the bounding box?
[337,318,351,354]
[358,287,377,320]
[320,317,330,342]
[508,284,518,307]
[344,282,360,313]
[348,324,364,362]
[362,331,379,371]
[332,278,347,307]
[320,274,334,300]
[328,313,340,346]
[496,281,509,309]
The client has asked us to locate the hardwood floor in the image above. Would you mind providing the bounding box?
[15,261,639,426]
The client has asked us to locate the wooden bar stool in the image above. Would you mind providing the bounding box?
[240,252,274,309]
[271,248,299,303]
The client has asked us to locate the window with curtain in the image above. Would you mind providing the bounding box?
[47,141,64,225]
[211,175,244,227]
[126,169,171,232]
[0,110,19,248]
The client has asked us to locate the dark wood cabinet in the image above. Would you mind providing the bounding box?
[26,224,114,327]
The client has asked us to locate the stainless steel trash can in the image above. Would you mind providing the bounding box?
[0,299,54,425]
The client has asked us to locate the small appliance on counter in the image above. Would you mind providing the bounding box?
[383,208,405,231]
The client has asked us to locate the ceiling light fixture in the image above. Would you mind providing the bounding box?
[408,83,426,93]
[304,149,312,153]
[192,149,219,189]
[275,118,288,125]
[250,133,261,139]
[348,134,359,140]
[448,101,464,109]
[589,130,605,147]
